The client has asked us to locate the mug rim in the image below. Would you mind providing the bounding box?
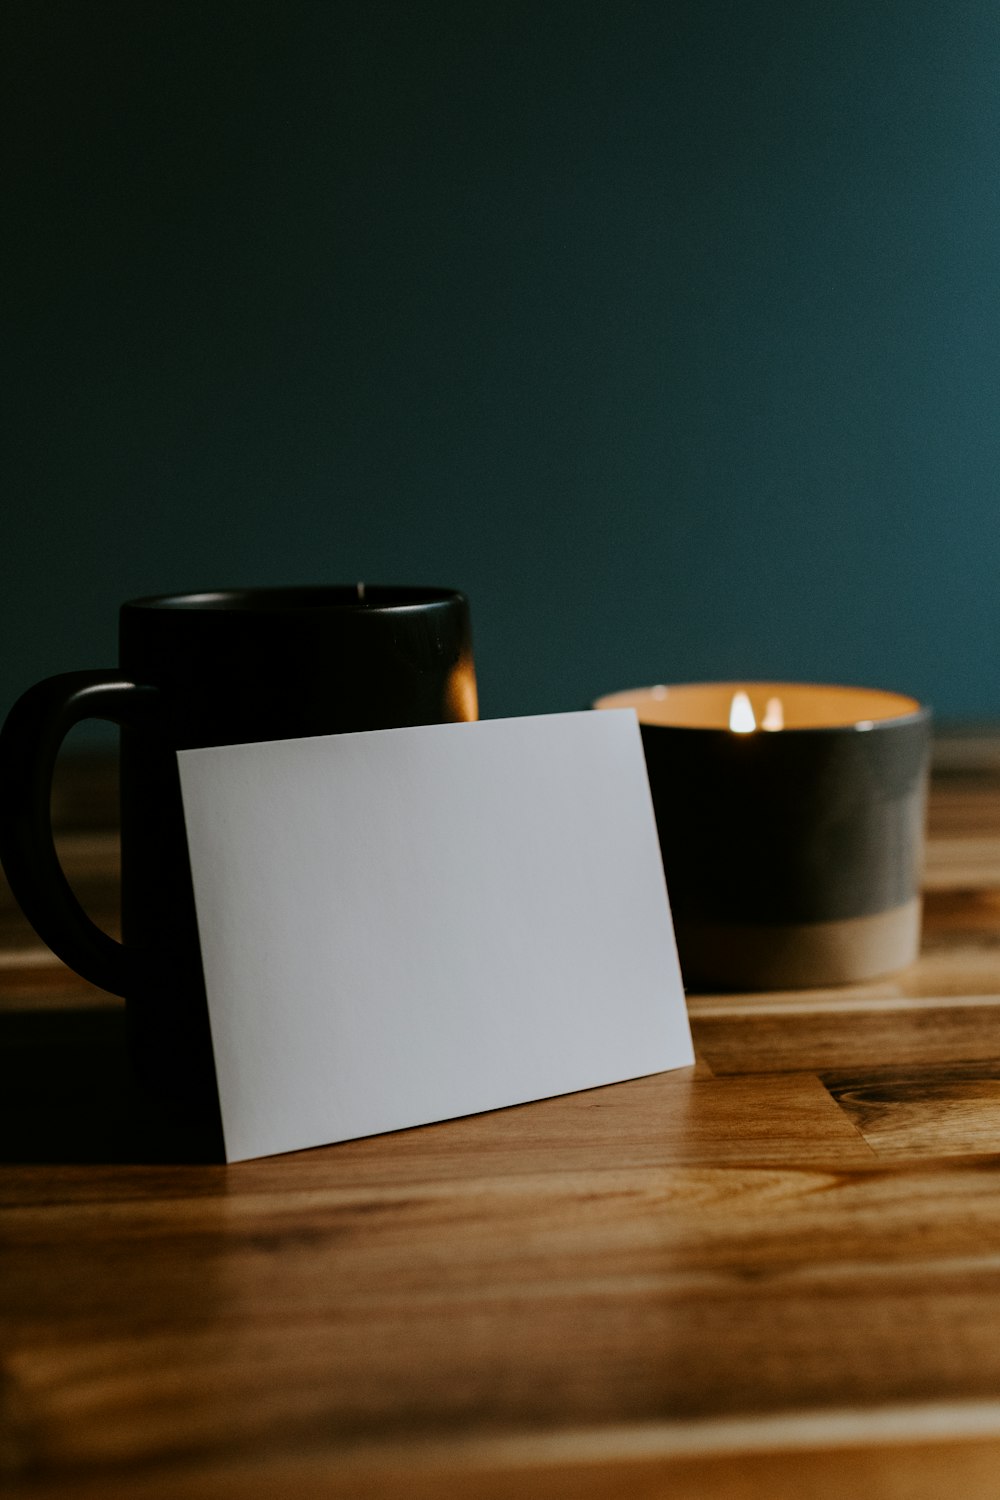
[123,586,466,615]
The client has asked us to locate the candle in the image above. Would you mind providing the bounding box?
[593,682,931,990]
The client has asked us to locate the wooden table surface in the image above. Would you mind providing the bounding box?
[6,734,1000,1498]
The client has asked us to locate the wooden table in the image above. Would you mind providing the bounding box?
[6,733,1000,1498]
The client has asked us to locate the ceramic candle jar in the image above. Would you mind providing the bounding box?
[594,682,931,991]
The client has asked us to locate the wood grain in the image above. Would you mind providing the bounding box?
[5,738,1000,1497]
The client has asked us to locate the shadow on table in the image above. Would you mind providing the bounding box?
[0,1008,224,1164]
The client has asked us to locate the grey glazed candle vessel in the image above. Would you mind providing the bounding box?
[594,682,931,991]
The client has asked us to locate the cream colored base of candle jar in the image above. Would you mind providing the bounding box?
[674,898,922,991]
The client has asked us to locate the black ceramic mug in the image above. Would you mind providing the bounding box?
[0,586,477,1113]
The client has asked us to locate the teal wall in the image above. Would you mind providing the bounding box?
[6,1,1000,731]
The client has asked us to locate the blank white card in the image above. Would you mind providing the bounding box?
[177,710,693,1162]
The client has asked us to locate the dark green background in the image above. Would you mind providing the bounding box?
[6,0,999,734]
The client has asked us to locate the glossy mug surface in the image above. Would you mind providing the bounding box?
[0,586,478,1113]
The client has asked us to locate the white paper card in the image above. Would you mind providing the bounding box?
[177,710,693,1162]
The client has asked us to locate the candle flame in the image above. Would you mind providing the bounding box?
[762,696,784,732]
[729,691,756,734]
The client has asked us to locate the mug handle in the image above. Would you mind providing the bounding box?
[0,670,161,997]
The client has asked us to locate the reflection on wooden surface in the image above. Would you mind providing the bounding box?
[5,735,1000,1496]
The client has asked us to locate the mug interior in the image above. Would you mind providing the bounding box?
[126,586,462,613]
